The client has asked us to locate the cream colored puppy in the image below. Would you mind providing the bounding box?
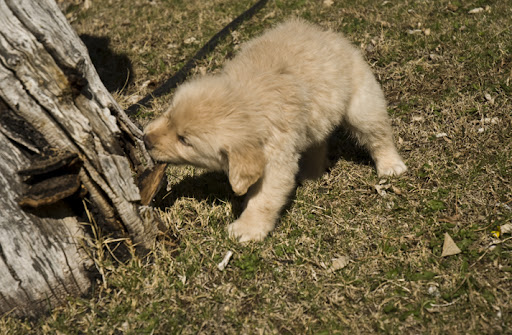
[144,18,407,242]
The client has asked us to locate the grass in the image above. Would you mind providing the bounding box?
[2,0,511,333]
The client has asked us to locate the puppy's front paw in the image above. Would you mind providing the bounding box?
[376,155,407,177]
[227,218,272,242]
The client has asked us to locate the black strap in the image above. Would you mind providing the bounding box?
[126,0,269,116]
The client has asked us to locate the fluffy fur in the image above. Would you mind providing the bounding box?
[144,18,407,241]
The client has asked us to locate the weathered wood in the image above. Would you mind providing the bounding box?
[0,0,160,317]
[0,128,93,318]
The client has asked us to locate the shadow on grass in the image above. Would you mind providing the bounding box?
[154,127,372,218]
[154,170,246,218]
[327,127,373,170]
[80,34,133,93]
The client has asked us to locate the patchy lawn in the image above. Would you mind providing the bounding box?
[2,0,510,333]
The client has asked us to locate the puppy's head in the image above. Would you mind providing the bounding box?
[144,76,266,195]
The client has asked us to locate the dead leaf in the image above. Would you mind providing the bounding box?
[375,182,391,197]
[407,29,423,35]
[429,53,441,61]
[198,66,207,76]
[127,95,142,104]
[441,233,462,257]
[500,223,512,235]
[184,37,197,45]
[391,185,402,195]
[439,214,460,224]
[446,4,458,12]
[483,117,500,124]
[468,7,484,14]
[328,256,350,273]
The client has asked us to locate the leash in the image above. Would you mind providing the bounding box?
[126,0,269,116]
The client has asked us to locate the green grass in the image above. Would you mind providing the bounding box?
[2,0,511,333]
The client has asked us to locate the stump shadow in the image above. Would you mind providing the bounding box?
[154,171,246,218]
[80,34,133,93]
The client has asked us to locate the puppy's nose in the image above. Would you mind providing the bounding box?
[143,133,154,150]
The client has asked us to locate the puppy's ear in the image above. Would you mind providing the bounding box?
[227,144,266,196]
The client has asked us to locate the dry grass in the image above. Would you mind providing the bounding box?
[2,0,511,333]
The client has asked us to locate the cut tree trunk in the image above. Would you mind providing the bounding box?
[0,0,164,318]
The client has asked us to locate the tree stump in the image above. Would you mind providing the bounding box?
[0,0,163,317]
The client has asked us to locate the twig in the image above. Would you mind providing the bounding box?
[428,295,463,308]
[217,250,234,271]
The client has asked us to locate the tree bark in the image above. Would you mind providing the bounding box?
[0,0,162,317]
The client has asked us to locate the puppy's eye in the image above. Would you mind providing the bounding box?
[177,135,191,147]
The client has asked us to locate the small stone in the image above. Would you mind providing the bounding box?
[428,285,440,297]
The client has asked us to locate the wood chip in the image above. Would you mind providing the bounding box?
[441,233,462,257]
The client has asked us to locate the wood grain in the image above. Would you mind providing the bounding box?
[0,0,163,317]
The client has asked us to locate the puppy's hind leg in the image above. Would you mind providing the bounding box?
[228,154,299,242]
[344,75,407,177]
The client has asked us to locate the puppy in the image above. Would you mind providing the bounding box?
[144,18,407,242]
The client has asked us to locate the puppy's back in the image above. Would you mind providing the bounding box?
[223,19,371,143]
[224,19,359,82]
